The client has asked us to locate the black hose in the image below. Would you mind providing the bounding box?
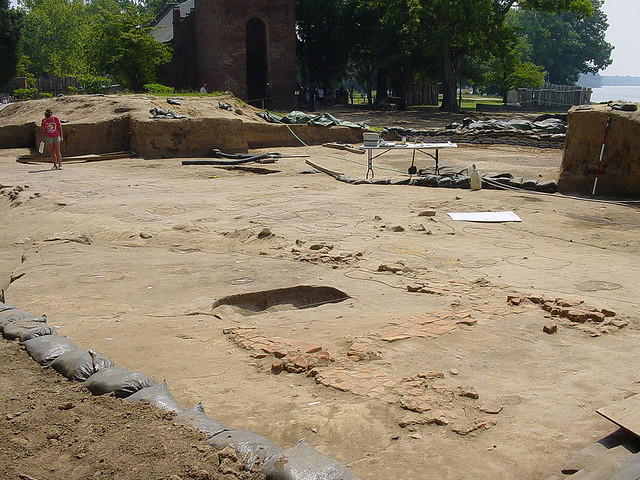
[182,153,271,166]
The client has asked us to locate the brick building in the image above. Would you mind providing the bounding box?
[153,0,297,110]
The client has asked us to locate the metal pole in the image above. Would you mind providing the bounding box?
[592,116,611,196]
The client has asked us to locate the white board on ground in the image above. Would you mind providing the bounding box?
[447,211,522,223]
[597,393,640,438]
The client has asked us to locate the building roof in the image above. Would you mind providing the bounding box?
[151,0,194,43]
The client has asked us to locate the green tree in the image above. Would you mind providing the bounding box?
[420,0,592,111]
[514,0,612,84]
[0,0,24,87]
[87,0,171,91]
[19,0,92,77]
[341,0,430,109]
[141,0,173,17]
[296,0,354,87]
[483,27,545,102]
[416,0,502,112]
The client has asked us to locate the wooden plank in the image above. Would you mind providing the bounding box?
[17,152,132,164]
[597,393,640,437]
[322,142,364,154]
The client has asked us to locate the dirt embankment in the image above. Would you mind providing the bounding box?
[559,104,640,197]
[0,339,261,480]
[0,95,363,157]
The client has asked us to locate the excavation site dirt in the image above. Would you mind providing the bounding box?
[1,95,639,480]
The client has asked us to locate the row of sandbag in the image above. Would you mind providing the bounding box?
[335,172,558,193]
[0,302,360,480]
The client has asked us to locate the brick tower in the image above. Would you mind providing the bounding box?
[193,0,296,110]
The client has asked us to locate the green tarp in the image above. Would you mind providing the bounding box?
[258,110,366,129]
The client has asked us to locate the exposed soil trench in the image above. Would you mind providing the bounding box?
[1,96,639,480]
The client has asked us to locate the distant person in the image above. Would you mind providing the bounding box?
[349,87,354,104]
[40,108,63,170]
[200,83,208,94]
[265,82,271,110]
[303,89,311,111]
[317,86,324,106]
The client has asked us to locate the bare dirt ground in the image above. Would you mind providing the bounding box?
[0,339,261,480]
[1,99,640,480]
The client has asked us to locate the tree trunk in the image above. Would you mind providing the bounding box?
[391,68,410,110]
[376,68,389,103]
[440,51,459,112]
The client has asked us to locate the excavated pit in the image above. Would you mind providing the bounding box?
[211,285,350,316]
[0,95,364,158]
[559,104,640,197]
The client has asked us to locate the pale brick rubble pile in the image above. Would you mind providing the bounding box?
[223,279,633,441]
[507,294,629,337]
[224,279,515,437]
[225,323,502,436]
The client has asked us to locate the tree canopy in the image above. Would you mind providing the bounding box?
[0,0,24,87]
[87,0,171,91]
[513,0,612,84]
[296,0,599,111]
[7,0,611,106]
[13,0,170,90]
[19,0,92,77]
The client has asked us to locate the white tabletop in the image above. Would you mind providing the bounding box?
[363,141,457,150]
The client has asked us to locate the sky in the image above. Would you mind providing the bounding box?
[7,0,640,77]
[600,0,640,77]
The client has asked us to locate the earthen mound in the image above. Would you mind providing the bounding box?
[0,94,362,158]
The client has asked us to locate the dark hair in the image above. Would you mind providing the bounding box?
[44,109,52,118]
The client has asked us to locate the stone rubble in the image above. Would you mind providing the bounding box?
[507,294,628,337]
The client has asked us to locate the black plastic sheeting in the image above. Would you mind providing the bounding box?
[0,308,39,331]
[125,381,183,413]
[21,335,76,366]
[83,367,158,398]
[265,438,361,480]
[3,319,56,342]
[209,429,284,472]
[336,171,557,193]
[258,110,366,129]
[0,300,362,480]
[182,153,271,166]
[176,403,227,438]
[50,348,115,381]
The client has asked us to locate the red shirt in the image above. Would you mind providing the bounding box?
[41,116,62,137]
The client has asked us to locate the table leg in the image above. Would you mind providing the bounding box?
[366,149,374,179]
[409,149,416,178]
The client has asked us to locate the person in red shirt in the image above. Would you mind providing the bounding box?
[40,108,63,170]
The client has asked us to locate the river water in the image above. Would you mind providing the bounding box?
[590,85,640,103]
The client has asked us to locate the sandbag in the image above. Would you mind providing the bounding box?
[50,348,115,381]
[176,403,227,438]
[84,367,158,398]
[209,429,283,471]
[0,302,13,312]
[21,335,76,366]
[264,438,360,480]
[3,318,53,341]
[0,309,38,331]
[125,381,182,413]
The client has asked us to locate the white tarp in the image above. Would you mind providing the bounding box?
[447,211,522,222]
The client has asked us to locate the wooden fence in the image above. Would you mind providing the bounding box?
[35,77,80,95]
[515,83,592,108]
[406,81,439,106]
